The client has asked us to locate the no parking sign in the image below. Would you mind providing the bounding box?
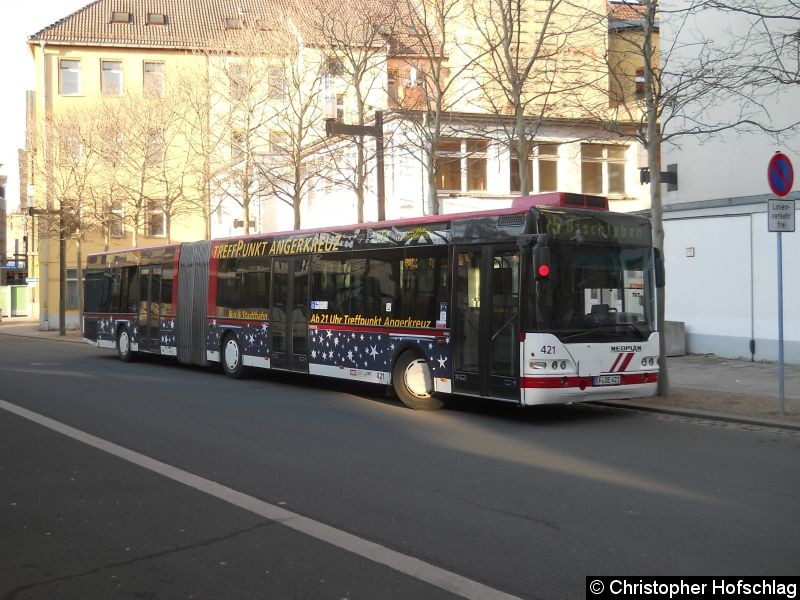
[767,152,794,197]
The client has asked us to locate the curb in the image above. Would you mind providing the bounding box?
[0,330,84,344]
[595,400,800,432]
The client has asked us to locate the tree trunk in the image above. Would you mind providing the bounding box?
[643,0,669,396]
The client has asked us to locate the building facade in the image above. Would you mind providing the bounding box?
[660,1,800,363]
[26,0,653,330]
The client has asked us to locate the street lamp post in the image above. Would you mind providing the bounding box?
[325,110,386,221]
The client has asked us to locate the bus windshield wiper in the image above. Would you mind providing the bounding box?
[557,323,649,342]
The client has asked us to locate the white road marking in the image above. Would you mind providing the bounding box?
[0,399,521,600]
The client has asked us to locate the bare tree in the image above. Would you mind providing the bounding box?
[470,0,607,195]
[203,25,284,236]
[300,0,393,223]
[254,20,328,230]
[391,0,487,215]
[37,104,104,333]
[171,58,232,240]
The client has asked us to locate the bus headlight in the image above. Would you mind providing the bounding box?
[531,360,548,370]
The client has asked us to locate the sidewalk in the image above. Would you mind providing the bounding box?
[1,315,798,429]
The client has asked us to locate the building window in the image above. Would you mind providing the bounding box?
[100,129,124,166]
[59,133,82,166]
[435,138,462,191]
[111,11,131,23]
[537,144,559,192]
[581,144,627,196]
[336,94,345,122]
[509,142,560,193]
[143,62,164,97]
[110,199,125,237]
[635,68,645,99]
[229,63,247,100]
[388,69,399,102]
[269,131,289,154]
[435,138,488,192]
[269,67,286,100]
[225,17,243,29]
[67,268,80,309]
[607,146,626,194]
[509,157,532,194]
[231,129,246,162]
[146,128,164,165]
[59,59,81,95]
[466,139,488,191]
[147,13,166,25]
[101,60,123,96]
[146,200,165,237]
[406,66,424,87]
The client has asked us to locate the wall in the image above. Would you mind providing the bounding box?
[664,202,799,363]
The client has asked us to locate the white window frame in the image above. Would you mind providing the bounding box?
[146,128,164,166]
[143,61,165,98]
[110,199,125,237]
[145,200,166,237]
[59,59,81,96]
[66,268,80,309]
[59,133,83,166]
[581,144,627,197]
[435,138,488,193]
[269,67,287,100]
[101,59,123,97]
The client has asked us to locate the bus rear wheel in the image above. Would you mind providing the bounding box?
[392,351,443,410]
[117,326,134,362]
[222,333,246,379]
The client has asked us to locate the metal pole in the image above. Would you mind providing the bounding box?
[777,231,785,416]
[375,110,385,222]
[59,206,66,336]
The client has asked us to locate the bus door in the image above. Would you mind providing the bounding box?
[138,264,162,352]
[453,245,520,400]
[270,256,310,372]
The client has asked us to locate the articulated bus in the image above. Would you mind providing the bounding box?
[83,192,662,409]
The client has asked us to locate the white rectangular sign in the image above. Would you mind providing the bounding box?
[768,199,796,232]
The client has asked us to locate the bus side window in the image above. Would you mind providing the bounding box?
[349,250,400,318]
[161,262,175,314]
[311,254,351,316]
[401,247,448,324]
[125,266,140,313]
[84,269,110,313]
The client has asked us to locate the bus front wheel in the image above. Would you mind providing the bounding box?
[392,351,442,410]
[117,326,134,362]
[222,333,246,379]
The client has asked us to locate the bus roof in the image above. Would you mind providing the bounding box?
[87,192,611,257]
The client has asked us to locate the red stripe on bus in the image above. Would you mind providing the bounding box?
[521,372,659,388]
[618,352,635,372]
[610,353,623,372]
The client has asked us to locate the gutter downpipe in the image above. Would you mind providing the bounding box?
[39,40,50,331]
[749,214,755,361]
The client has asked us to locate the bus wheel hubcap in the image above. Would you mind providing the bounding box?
[120,332,129,354]
[225,340,239,370]
[404,359,431,398]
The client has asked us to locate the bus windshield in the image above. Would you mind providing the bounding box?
[530,242,656,343]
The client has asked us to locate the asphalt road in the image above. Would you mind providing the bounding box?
[1,336,798,599]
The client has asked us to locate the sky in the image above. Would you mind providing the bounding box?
[0,0,91,211]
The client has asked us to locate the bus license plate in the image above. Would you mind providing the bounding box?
[593,375,621,386]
